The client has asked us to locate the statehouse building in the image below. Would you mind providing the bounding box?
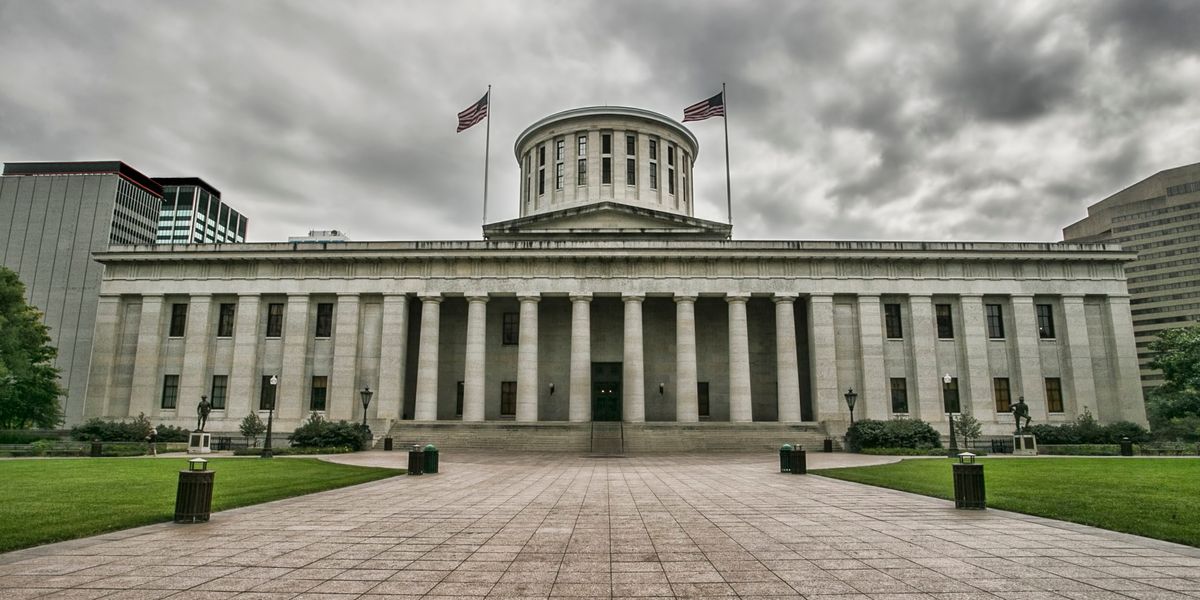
[81,107,1148,451]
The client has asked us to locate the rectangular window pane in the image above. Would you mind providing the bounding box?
[577,135,586,157]
[577,158,587,185]
[935,303,954,338]
[260,375,277,411]
[538,145,545,166]
[890,378,909,413]
[602,157,612,184]
[315,303,333,337]
[266,303,284,337]
[502,312,519,345]
[161,374,179,409]
[1036,304,1056,338]
[668,167,675,194]
[210,375,228,409]
[217,303,236,337]
[555,163,564,189]
[1045,377,1064,413]
[993,377,1011,413]
[500,381,516,416]
[538,167,545,195]
[555,139,565,161]
[698,382,710,418]
[310,376,327,412]
[884,303,903,338]
[943,377,960,413]
[626,158,636,185]
[601,133,611,155]
[649,139,657,160]
[626,134,635,156]
[986,304,1005,338]
[667,145,675,166]
[456,381,464,417]
[650,164,657,189]
[169,303,188,337]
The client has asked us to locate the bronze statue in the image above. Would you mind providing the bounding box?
[1011,396,1031,433]
[196,396,212,431]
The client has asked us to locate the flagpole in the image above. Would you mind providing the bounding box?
[482,84,492,225]
[722,82,732,228]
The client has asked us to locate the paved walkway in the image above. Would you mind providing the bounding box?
[2,452,1198,600]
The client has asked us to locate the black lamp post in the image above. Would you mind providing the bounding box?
[262,375,278,459]
[359,386,374,428]
[844,388,858,425]
[944,373,960,458]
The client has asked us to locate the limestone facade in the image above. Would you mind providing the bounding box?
[84,240,1148,438]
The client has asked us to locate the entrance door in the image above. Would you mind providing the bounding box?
[592,362,622,421]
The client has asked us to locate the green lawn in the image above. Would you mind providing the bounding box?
[815,458,1200,547]
[0,457,402,553]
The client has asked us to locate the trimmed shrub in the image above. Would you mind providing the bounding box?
[154,424,191,443]
[288,413,371,451]
[70,414,191,442]
[845,418,942,452]
[1027,410,1150,444]
[232,446,355,456]
[1037,444,1122,456]
[0,430,57,444]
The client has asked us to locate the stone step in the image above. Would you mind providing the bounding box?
[590,422,624,456]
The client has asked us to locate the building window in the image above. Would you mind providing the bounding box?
[884,303,903,338]
[890,378,909,413]
[601,133,612,184]
[555,162,564,190]
[310,376,327,412]
[210,375,228,410]
[681,154,689,206]
[216,303,236,337]
[667,145,676,195]
[502,312,519,345]
[985,304,1005,338]
[577,135,588,186]
[161,374,179,409]
[456,381,464,417]
[993,377,1011,413]
[537,144,546,196]
[500,381,516,417]
[943,377,960,413]
[935,303,954,339]
[1045,377,1064,413]
[555,139,565,190]
[626,158,636,186]
[698,382,710,419]
[524,153,532,206]
[260,375,277,410]
[626,134,636,156]
[1036,304,1056,339]
[266,303,284,338]
[315,303,333,337]
[168,303,188,337]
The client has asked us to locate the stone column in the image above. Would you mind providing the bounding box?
[227,294,262,419]
[774,295,802,422]
[413,294,442,421]
[1011,294,1047,422]
[856,295,886,420]
[959,295,993,419]
[516,293,541,422]
[330,293,361,422]
[178,295,213,422]
[278,295,310,419]
[622,293,646,423]
[569,294,592,422]
[129,295,165,418]
[909,295,942,422]
[377,294,409,420]
[1060,295,1095,419]
[463,295,488,422]
[85,295,122,418]
[1105,295,1148,424]
[808,294,840,422]
[675,294,699,422]
[727,294,753,422]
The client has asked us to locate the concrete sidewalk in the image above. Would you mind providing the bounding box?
[1,452,1197,599]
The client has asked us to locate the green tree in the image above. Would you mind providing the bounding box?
[0,267,63,429]
[954,413,983,447]
[1147,326,1200,441]
[240,413,266,447]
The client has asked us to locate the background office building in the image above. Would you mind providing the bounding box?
[0,161,247,424]
[155,178,246,244]
[1064,162,1200,390]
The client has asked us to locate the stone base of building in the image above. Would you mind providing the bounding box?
[381,421,830,453]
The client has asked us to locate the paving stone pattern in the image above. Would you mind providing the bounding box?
[2,452,1199,599]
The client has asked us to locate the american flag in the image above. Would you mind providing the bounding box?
[682,91,725,122]
[456,90,489,132]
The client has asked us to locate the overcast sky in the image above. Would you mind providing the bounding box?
[1,1,1197,243]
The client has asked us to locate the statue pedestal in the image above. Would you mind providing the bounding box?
[188,432,212,455]
[1012,433,1037,456]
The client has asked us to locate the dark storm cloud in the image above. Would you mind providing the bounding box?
[1,0,1197,243]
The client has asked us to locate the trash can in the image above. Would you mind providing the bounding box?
[790,446,807,474]
[174,458,214,523]
[823,438,834,453]
[407,445,424,475]
[423,444,439,474]
[779,444,793,472]
[952,453,985,509]
[1120,436,1133,457]
[384,437,393,451]
[90,440,102,457]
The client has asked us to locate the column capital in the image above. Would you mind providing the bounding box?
[959,293,984,300]
[188,293,213,300]
[236,292,262,298]
[286,293,309,302]
[98,293,122,301]
[1106,294,1132,303]
[808,293,833,303]
[569,293,593,302]
[465,294,490,303]
[621,293,645,302]
[336,292,361,300]
[725,293,750,303]
[673,293,698,303]
[382,293,408,303]
[772,294,797,304]
[517,292,541,303]
[854,294,880,303]
[1060,294,1086,302]
[418,293,443,304]
[907,294,933,302]
[141,294,165,300]
[1010,293,1036,302]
